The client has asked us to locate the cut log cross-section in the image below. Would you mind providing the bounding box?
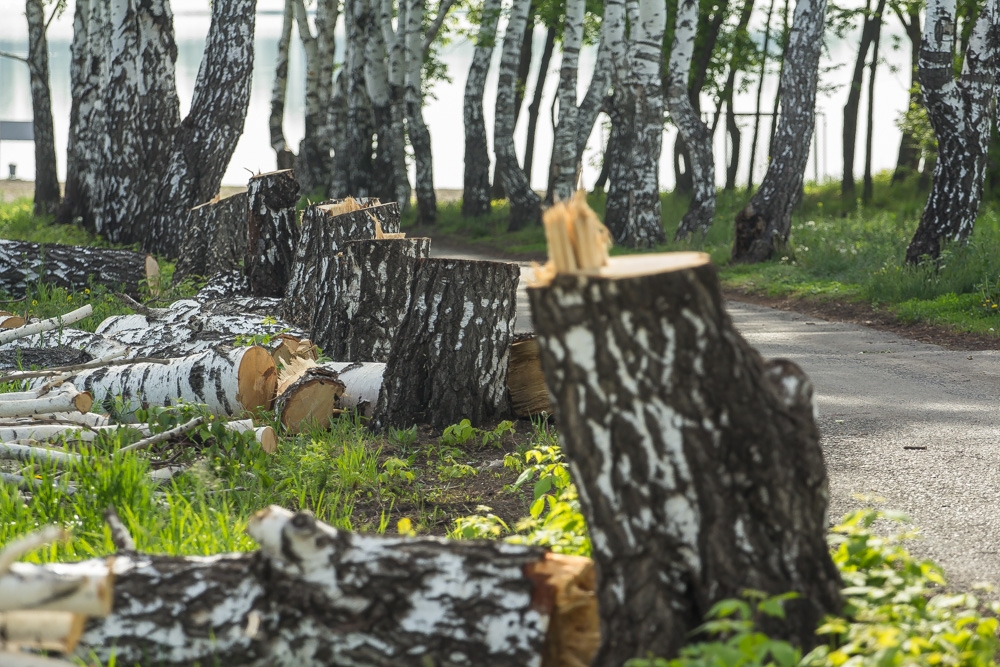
[0,239,157,298]
[175,191,250,281]
[245,170,301,298]
[375,258,520,430]
[283,200,402,327]
[316,238,430,361]
[34,347,277,421]
[64,505,597,666]
[274,362,346,434]
[528,202,842,660]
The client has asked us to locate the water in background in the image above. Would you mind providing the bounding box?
[0,0,911,192]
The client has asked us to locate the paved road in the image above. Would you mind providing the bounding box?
[431,245,1000,590]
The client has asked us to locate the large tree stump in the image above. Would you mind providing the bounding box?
[62,505,598,666]
[0,239,155,297]
[374,258,519,430]
[314,238,430,361]
[245,170,300,298]
[528,251,842,661]
[175,191,249,281]
[283,200,402,327]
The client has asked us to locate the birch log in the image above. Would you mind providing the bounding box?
[0,305,93,346]
[528,250,842,660]
[374,258,519,430]
[0,347,93,372]
[0,239,154,298]
[274,364,346,433]
[0,559,114,614]
[36,347,277,420]
[0,385,93,418]
[245,170,301,298]
[71,505,598,666]
[322,361,384,416]
[1,329,128,362]
[0,611,86,652]
[197,270,251,300]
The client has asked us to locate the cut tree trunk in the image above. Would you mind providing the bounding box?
[63,505,598,666]
[198,270,251,301]
[2,329,128,362]
[0,347,92,371]
[461,0,502,217]
[175,191,249,281]
[0,239,155,298]
[274,364,346,433]
[245,170,301,298]
[374,258,519,430]
[315,238,431,362]
[283,200,401,328]
[36,347,277,421]
[528,251,842,662]
[0,384,92,419]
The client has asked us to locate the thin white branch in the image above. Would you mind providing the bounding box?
[0,305,93,346]
[0,525,67,576]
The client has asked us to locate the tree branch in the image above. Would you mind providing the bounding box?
[0,50,29,65]
[293,0,316,48]
[422,0,457,56]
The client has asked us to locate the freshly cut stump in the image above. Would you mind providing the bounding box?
[245,170,300,298]
[70,505,597,666]
[315,238,430,360]
[274,364,346,433]
[528,251,842,661]
[507,335,552,417]
[36,347,277,421]
[374,258,519,430]
[175,191,249,280]
[0,239,155,297]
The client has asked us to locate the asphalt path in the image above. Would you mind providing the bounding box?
[431,245,1000,590]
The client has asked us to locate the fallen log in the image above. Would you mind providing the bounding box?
[34,347,277,421]
[526,196,842,661]
[314,238,430,361]
[245,170,300,298]
[283,200,402,327]
[1,472,76,495]
[0,312,26,328]
[224,419,279,453]
[0,347,92,372]
[0,650,77,666]
[0,305,93,346]
[197,269,251,300]
[1,328,128,361]
[0,611,85,652]
[274,363,346,433]
[70,505,597,666]
[374,258,520,430]
[0,239,156,298]
[0,559,113,615]
[175,191,249,281]
[0,384,92,418]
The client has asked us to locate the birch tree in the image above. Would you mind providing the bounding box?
[732,0,826,263]
[294,0,339,195]
[462,0,502,217]
[57,0,256,257]
[905,0,998,263]
[494,0,543,231]
[841,0,886,197]
[336,0,376,198]
[604,0,667,247]
[269,0,296,171]
[0,0,60,215]
[668,0,717,239]
[550,0,586,203]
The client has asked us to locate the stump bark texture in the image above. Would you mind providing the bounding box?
[375,258,519,430]
[175,191,249,281]
[245,171,300,297]
[527,252,842,662]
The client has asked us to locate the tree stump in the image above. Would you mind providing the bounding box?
[528,251,842,661]
[175,191,249,281]
[315,238,430,361]
[245,170,300,298]
[198,270,251,300]
[374,258,519,430]
[284,200,402,327]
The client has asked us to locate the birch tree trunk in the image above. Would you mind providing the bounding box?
[892,6,923,184]
[550,0,585,203]
[573,31,612,183]
[747,0,777,193]
[245,170,301,298]
[24,0,60,216]
[294,0,339,195]
[862,8,884,203]
[668,0,717,239]
[270,0,296,171]
[522,27,556,185]
[58,0,256,257]
[495,0,542,231]
[405,0,438,225]
[732,0,826,263]
[337,0,375,198]
[604,0,667,248]
[366,1,410,207]
[528,252,843,662]
[841,0,883,197]
[905,0,998,263]
[462,0,502,217]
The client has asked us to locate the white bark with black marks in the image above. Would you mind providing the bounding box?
[550,0,585,203]
[668,0,716,239]
[367,0,411,206]
[269,0,296,171]
[405,0,440,225]
[175,192,249,282]
[0,239,151,297]
[22,0,60,216]
[294,0,339,194]
[462,0,502,217]
[245,170,301,298]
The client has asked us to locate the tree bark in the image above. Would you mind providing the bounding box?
[374,258,519,430]
[461,0,502,217]
[274,364,346,433]
[65,506,596,666]
[245,170,301,298]
[862,4,884,203]
[270,0,296,171]
[604,0,667,248]
[669,0,717,240]
[0,347,91,372]
[24,0,60,216]
[491,18,537,201]
[0,239,152,297]
[175,192,249,282]
[495,0,543,231]
[550,0,586,203]
[339,0,376,199]
[905,0,998,263]
[522,26,557,186]
[366,2,410,208]
[892,5,923,184]
[747,0,777,193]
[294,0,339,195]
[732,0,827,263]
[841,0,884,198]
[527,252,843,662]
[405,0,438,225]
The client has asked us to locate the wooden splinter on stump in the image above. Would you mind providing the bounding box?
[527,193,842,662]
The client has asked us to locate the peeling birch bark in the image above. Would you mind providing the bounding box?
[0,240,152,298]
[245,170,301,298]
[462,0,502,217]
[69,506,597,666]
